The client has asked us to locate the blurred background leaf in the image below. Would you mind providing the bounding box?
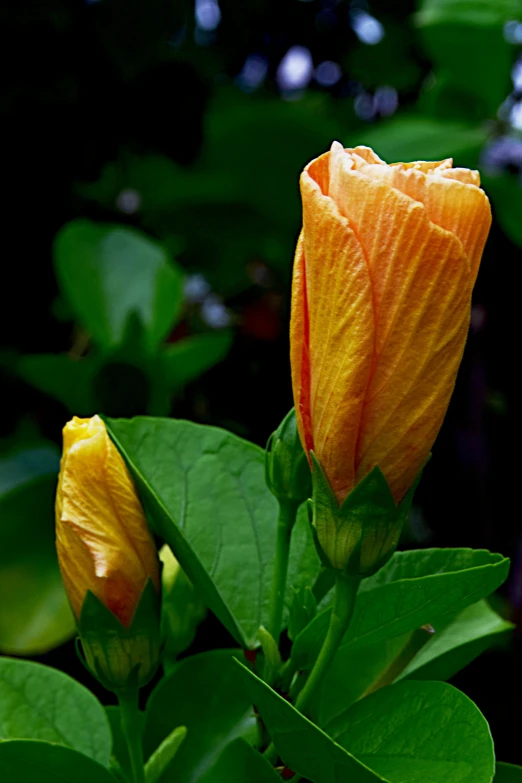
[415,0,520,117]
[0,443,75,654]
[54,220,184,351]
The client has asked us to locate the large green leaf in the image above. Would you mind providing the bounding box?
[310,598,512,726]
[0,658,111,766]
[54,220,183,350]
[235,660,388,783]
[107,416,320,647]
[0,446,75,654]
[0,741,116,783]
[143,650,257,783]
[496,763,522,781]
[330,680,495,783]
[292,549,509,671]
[199,738,281,782]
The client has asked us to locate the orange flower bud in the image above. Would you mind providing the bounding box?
[291,143,491,505]
[56,415,160,628]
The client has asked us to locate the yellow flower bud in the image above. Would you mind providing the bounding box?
[56,415,160,628]
[291,143,491,507]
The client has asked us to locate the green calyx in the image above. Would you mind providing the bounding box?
[265,408,312,507]
[76,579,161,694]
[310,453,425,578]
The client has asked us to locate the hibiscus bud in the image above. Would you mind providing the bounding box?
[56,415,161,690]
[291,143,491,573]
[265,408,311,507]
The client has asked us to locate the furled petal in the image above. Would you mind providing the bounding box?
[56,415,159,626]
[348,148,491,284]
[328,142,472,501]
[291,154,375,502]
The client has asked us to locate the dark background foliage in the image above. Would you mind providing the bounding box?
[2,0,522,766]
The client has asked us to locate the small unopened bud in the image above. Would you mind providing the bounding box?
[265,409,311,506]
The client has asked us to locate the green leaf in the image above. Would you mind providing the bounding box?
[0,447,75,655]
[292,548,509,671]
[160,331,233,393]
[483,173,522,249]
[0,658,111,766]
[106,416,320,647]
[15,353,98,414]
[54,220,183,350]
[199,738,281,782]
[398,598,513,682]
[308,635,410,726]
[496,762,522,781]
[351,116,488,168]
[0,443,59,494]
[329,680,495,783]
[160,544,207,668]
[416,0,517,115]
[145,726,187,783]
[0,741,116,783]
[310,598,511,726]
[417,0,522,27]
[234,659,388,783]
[143,650,258,783]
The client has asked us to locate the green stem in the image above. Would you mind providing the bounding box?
[118,689,145,783]
[267,501,298,643]
[294,573,360,715]
[263,574,359,766]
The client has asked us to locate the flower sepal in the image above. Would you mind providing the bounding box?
[76,578,161,694]
[309,452,425,578]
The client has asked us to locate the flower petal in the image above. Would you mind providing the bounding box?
[56,416,159,626]
[292,158,375,502]
[347,150,491,284]
[328,143,472,501]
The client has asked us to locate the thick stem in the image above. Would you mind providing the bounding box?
[267,501,299,643]
[294,574,360,715]
[118,689,146,783]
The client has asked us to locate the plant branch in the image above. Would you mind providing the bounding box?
[294,573,360,715]
[267,501,298,644]
[118,689,146,783]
